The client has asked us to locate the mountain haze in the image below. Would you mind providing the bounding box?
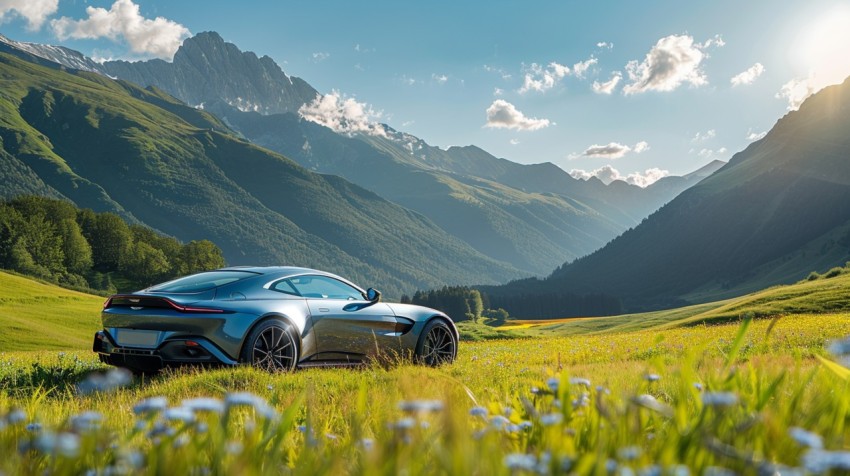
[517,78,850,312]
[68,31,714,275]
[0,50,522,297]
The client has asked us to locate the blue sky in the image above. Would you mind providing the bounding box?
[3,0,850,185]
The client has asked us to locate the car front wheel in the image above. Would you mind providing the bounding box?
[415,319,457,366]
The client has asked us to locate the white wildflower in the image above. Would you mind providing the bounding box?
[541,413,563,426]
[134,396,168,415]
[489,415,510,429]
[76,368,132,395]
[7,408,26,424]
[701,392,738,407]
[71,411,103,432]
[789,427,824,449]
[164,407,195,423]
[182,397,225,414]
[827,337,850,356]
[504,453,537,471]
[398,400,444,413]
[632,394,673,416]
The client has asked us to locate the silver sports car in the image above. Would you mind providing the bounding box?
[93,267,458,373]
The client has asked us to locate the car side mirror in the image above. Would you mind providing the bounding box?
[366,288,382,303]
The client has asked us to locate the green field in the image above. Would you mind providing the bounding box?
[2,271,850,474]
[494,269,850,336]
[0,271,103,351]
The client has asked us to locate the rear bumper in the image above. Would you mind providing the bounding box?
[93,330,238,371]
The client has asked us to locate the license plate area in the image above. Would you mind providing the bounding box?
[114,329,160,348]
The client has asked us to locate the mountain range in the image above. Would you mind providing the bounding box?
[0,48,528,297]
[0,30,724,300]
[17,30,716,276]
[491,77,850,312]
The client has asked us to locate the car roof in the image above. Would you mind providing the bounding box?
[217,266,354,284]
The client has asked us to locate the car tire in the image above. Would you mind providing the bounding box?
[240,318,299,372]
[415,319,457,366]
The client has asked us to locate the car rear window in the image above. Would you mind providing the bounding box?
[147,271,258,293]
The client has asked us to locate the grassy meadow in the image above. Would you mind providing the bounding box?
[2,270,850,474]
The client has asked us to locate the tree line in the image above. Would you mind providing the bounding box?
[0,196,225,293]
[401,286,486,322]
[404,282,623,321]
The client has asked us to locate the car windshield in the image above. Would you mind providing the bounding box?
[147,271,258,293]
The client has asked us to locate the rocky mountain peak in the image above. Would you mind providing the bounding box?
[100,31,319,115]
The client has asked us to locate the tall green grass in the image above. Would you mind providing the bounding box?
[2,313,850,474]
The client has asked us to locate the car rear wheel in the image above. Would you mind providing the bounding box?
[415,319,457,366]
[241,319,299,372]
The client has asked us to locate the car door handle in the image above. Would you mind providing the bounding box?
[318,308,329,312]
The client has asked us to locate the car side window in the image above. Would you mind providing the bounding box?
[270,279,300,296]
[288,275,364,300]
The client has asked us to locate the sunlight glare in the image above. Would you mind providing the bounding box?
[791,5,850,82]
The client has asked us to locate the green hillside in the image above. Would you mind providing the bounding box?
[0,270,101,351]
[509,265,850,336]
[499,76,850,313]
[95,32,694,277]
[0,51,522,298]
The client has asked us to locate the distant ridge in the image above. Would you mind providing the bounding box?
[0,30,725,281]
[0,50,522,298]
[496,76,850,313]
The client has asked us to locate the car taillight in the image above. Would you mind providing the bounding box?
[165,301,226,313]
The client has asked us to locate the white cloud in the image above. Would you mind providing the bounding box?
[432,73,448,84]
[582,142,632,159]
[570,165,669,187]
[519,61,571,93]
[696,147,727,159]
[510,138,520,145]
[623,34,709,95]
[399,75,417,86]
[50,0,189,60]
[298,91,387,137]
[627,168,670,187]
[746,128,767,141]
[691,129,716,143]
[592,72,622,94]
[493,87,504,96]
[577,140,649,159]
[484,100,550,131]
[776,74,819,110]
[0,0,58,30]
[699,34,726,49]
[311,52,330,63]
[572,56,598,78]
[596,41,614,50]
[730,63,765,86]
